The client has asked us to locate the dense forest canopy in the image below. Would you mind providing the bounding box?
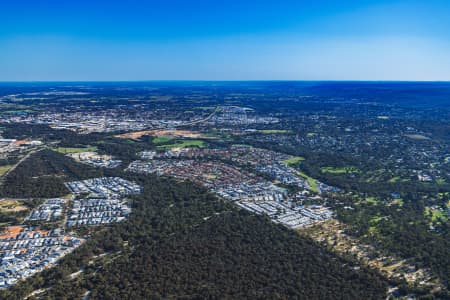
[0,174,389,300]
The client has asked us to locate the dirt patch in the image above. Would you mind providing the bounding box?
[0,225,24,239]
[0,199,29,213]
[301,220,443,290]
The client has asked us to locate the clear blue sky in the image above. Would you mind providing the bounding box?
[1,0,450,81]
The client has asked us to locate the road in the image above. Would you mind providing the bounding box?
[176,106,221,127]
[0,142,59,185]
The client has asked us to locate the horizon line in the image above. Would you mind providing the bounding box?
[1,79,450,83]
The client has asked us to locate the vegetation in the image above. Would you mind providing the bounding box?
[54,146,98,154]
[321,166,360,174]
[297,171,319,193]
[0,150,102,198]
[256,129,292,134]
[283,157,319,193]
[151,136,174,144]
[365,196,380,205]
[334,192,450,290]
[1,82,449,297]
[424,207,448,224]
[0,174,389,300]
[283,156,305,165]
[388,176,410,183]
[156,139,205,150]
[0,200,28,213]
[0,165,12,177]
[0,200,40,230]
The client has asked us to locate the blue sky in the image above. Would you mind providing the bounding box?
[1,0,450,81]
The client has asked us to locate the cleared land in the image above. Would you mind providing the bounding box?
[301,220,442,291]
[0,165,12,177]
[0,199,28,213]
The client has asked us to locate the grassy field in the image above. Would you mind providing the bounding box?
[54,146,98,154]
[436,178,446,185]
[256,129,292,134]
[283,157,318,193]
[370,215,383,224]
[365,197,380,205]
[367,215,386,235]
[368,225,379,235]
[283,156,305,166]
[0,165,12,177]
[156,140,205,150]
[152,136,174,144]
[300,173,319,193]
[392,198,404,206]
[425,207,448,223]
[388,176,410,183]
[365,169,388,183]
[321,166,360,174]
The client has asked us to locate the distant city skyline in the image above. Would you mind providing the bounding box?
[1,0,450,81]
